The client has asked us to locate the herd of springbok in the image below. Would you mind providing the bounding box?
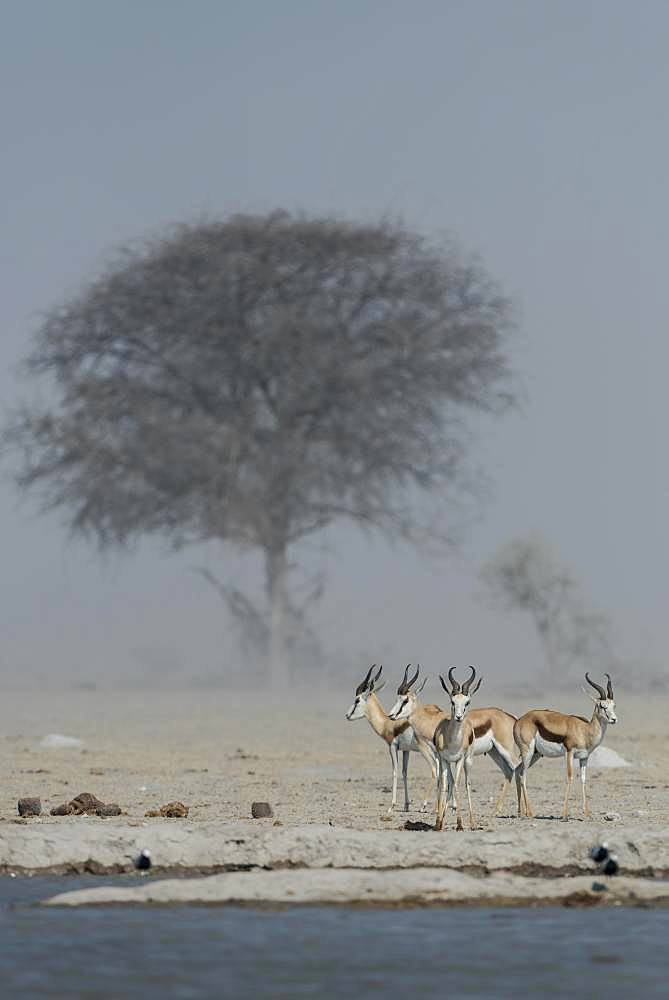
[346,664,617,829]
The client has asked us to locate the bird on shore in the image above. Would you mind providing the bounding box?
[589,842,619,877]
[134,849,152,871]
[600,854,619,876]
[590,843,609,864]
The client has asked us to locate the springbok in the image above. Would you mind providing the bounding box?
[346,664,439,813]
[388,664,521,823]
[513,673,618,820]
[431,667,482,830]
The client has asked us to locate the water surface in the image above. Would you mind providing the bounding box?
[0,876,666,998]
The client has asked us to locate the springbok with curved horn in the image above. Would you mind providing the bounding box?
[388,664,521,822]
[513,673,618,820]
[346,665,438,813]
[431,666,481,831]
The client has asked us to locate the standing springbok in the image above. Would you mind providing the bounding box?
[346,664,439,813]
[388,664,521,823]
[513,673,618,820]
[431,667,482,830]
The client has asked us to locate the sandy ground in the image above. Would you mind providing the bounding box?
[1,683,667,905]
[0,684,665,832]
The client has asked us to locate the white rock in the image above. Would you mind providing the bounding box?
[604,811,622,821]
[588,747,630,769]
[38,734,84,749]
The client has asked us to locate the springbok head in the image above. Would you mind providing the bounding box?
[388,664,428,720]
[439,665,482,721]
[346,664,385,720]
[583,672,617,724]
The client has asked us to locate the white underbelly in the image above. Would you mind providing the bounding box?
[395,727,419,752]
[535,734,566,758]
[473,733,493,755]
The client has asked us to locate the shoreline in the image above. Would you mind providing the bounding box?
[0,821,666,908]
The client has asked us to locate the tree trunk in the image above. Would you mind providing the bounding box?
[265,545,291,688]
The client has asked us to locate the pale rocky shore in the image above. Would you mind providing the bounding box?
[34,824,669,908]
[1,822,666,876]
[45,867,669,909]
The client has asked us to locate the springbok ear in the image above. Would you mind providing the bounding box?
[470,677,483,695]
[415,676,428,696]
[581,685,599,703]
[373,679,386,693]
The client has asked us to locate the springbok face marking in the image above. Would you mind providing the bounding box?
[388,663,423,720]
[439,665,482,722]
[597,698,617,724]
[450,691,471,722]
[346,664,383,720]
[345,692,369,720]
[585,672,617,724]
[388,691,415,721]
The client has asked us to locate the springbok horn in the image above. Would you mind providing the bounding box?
[585,672,606,699]
[447,666,460,694]
[605,672,613,699]
[355,664,375,695]
[373,664,383,685]
[415,676,428,696]
[397,664,411,695]
[462,665,477,695]
[406,664,420,690]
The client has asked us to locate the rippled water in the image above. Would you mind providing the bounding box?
[0,876,667,998]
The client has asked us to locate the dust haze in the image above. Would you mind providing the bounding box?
[1,1,667,697]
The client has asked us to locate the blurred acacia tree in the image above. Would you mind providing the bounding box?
[481,533,612,678]
[4,212,516,684]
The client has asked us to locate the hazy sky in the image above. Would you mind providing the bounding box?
[1,0,667,687]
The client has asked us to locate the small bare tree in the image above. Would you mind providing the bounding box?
[481,533,612,677]
[4,212,516,685]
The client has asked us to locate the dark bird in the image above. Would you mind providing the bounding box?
[599,854,619,876]
[590,843,609,864]
[134,849,152,871]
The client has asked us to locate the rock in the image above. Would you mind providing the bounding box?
[69,793,105,814]
[251,801,273,818]
[50,792,120,818]
[145,801,189,819]
[588,747,631,769]
[403,820,433,832]
[96,804,122,818]
[604,811,622,822]
[50,804,72,816]
[18,798,41,817]
[39,734,83,750]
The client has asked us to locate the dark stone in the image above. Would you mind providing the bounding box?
[145,801,189,818]
[69,792,105,814]
[403,820,433,831]
[50,803,72,816]
[17,797,41,817]
[96,803,122,817]
[50,792,120,817]
[251,801,273,818]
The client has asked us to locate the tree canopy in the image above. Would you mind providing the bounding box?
[4,211,517,683]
